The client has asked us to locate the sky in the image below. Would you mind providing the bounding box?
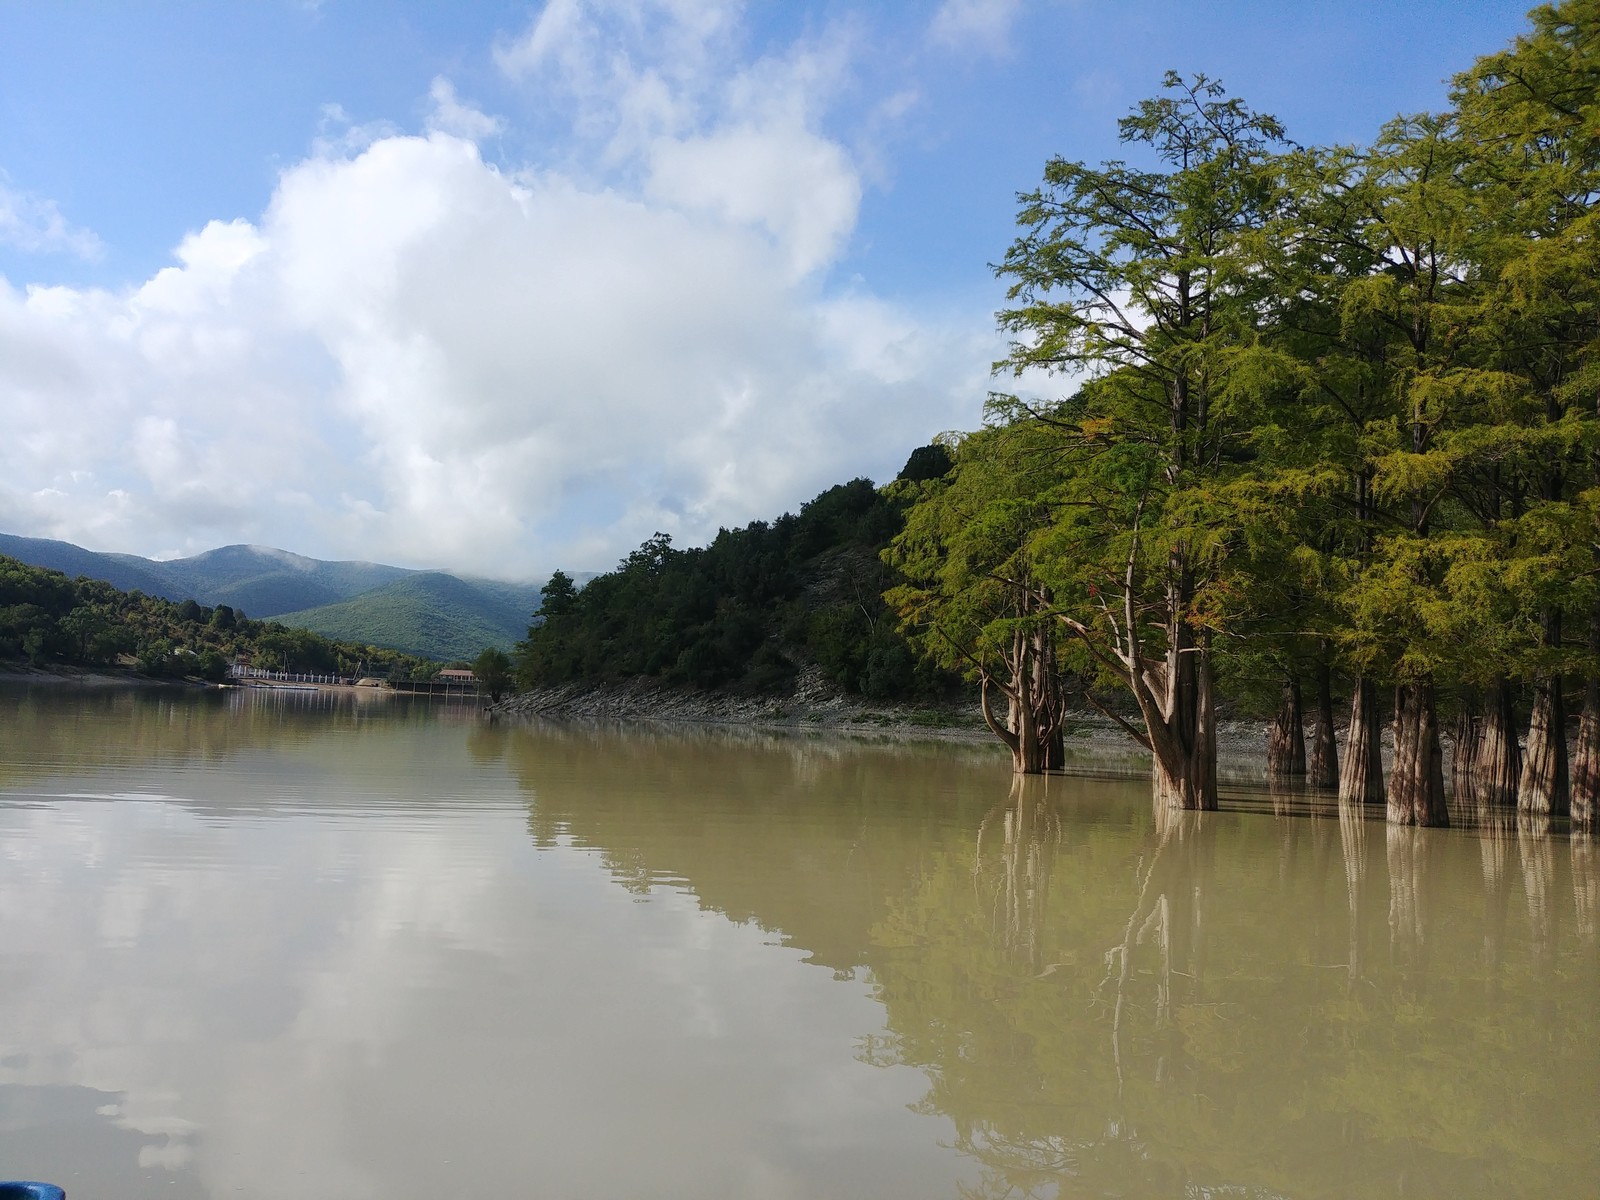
[0,0,1536,580]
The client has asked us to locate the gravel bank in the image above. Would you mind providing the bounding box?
[491,667,1284,778]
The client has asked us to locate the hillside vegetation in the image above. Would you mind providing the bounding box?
[515,458,957,702]
[0,534,414,615]
[0,534,543,662]
[0,555,435,680]
[275,572,530,660]
[0,534,187,601]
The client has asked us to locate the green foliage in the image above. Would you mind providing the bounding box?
[887,423,1062,684]
[514,480,953,700]
[891,5,1600,760]
[272,571,533,662]
[896,443,955,483]
[473,647,514,704]
[0,554,432,682]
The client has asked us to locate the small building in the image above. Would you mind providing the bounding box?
[439,669,476,683]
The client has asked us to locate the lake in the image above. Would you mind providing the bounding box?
[0,684,1596,1199]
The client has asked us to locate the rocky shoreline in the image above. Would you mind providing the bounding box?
[490,667,1283,778]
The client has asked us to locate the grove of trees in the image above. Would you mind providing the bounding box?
[513,476,954,702]
[888,2,1600,826]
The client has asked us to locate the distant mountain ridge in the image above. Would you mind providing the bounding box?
[159,543,417,616]
[0,532,542,660]
[273,572,534,662]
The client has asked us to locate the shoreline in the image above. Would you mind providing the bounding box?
[491,674,1281,775]
[0,663,359,695]
[0,663,213,689]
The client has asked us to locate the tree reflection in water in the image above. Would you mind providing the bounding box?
[1338,798,1367,985]
[479,721,1599,1199]
[1575,833,1598,946]
[866,778,1599,1199]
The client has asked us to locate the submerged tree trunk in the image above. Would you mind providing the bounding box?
[1268,677,1307,782]
[1452,687,1482,810]
[1389,680,1448,827]
[1338,676,1385,807]
[1519,676,1570,817]
[1520,610,1568,817]
[985,675,1044,775]
[1474,676,1522,809]
[1574,667,1600,831]
[1147,631,1217,811]
[1308,656,1339,790]
[1055,551,1218,809]
[1035,636,1067,771]
[981,619,1064,776]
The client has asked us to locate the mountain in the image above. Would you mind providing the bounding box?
[0,534,418,617]
[155,545,414,617]
[272,573,538,661]
[0,534,188,601]
[0,532,544,660]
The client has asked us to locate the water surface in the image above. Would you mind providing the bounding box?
[0,685,1595,1199]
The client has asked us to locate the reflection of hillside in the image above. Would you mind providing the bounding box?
[494,719,1017,972]
[0,684,475,794]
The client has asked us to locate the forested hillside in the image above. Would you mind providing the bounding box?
[0,535,414,616]
[275,572,531,660]
[0,555,434,681]
[0,533,189,601]
[515,457,956,702]
[0,534,544,660]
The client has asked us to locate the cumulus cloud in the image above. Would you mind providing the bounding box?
[0,176,103,259]
[645,124,860,278]
[425,77,505,141]
[928,0,1023,55]
[0,1,991,578]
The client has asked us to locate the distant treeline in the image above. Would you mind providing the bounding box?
[0,555,436,681]
[515,456,957,701]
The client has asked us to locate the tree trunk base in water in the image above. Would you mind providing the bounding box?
[1338,677,1385,808]
[1518,676,1569,818]
[1152,759,1219,811]
[1574,681,1600,830]
[1307,658,1339,790]
[1390,681,1448,827]
[1268,678,1307,783]
[1474,677,1521,809]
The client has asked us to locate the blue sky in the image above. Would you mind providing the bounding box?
[0,0,1535,577]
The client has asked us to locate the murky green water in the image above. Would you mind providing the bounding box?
[0,684,1595,1199]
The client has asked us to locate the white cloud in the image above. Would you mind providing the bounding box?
[425,77,505,142]
[928,0,1023,55]
[645,124,860,278]
[0,4,984,578]
[0,176,103,260]
[494,0,743,158]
